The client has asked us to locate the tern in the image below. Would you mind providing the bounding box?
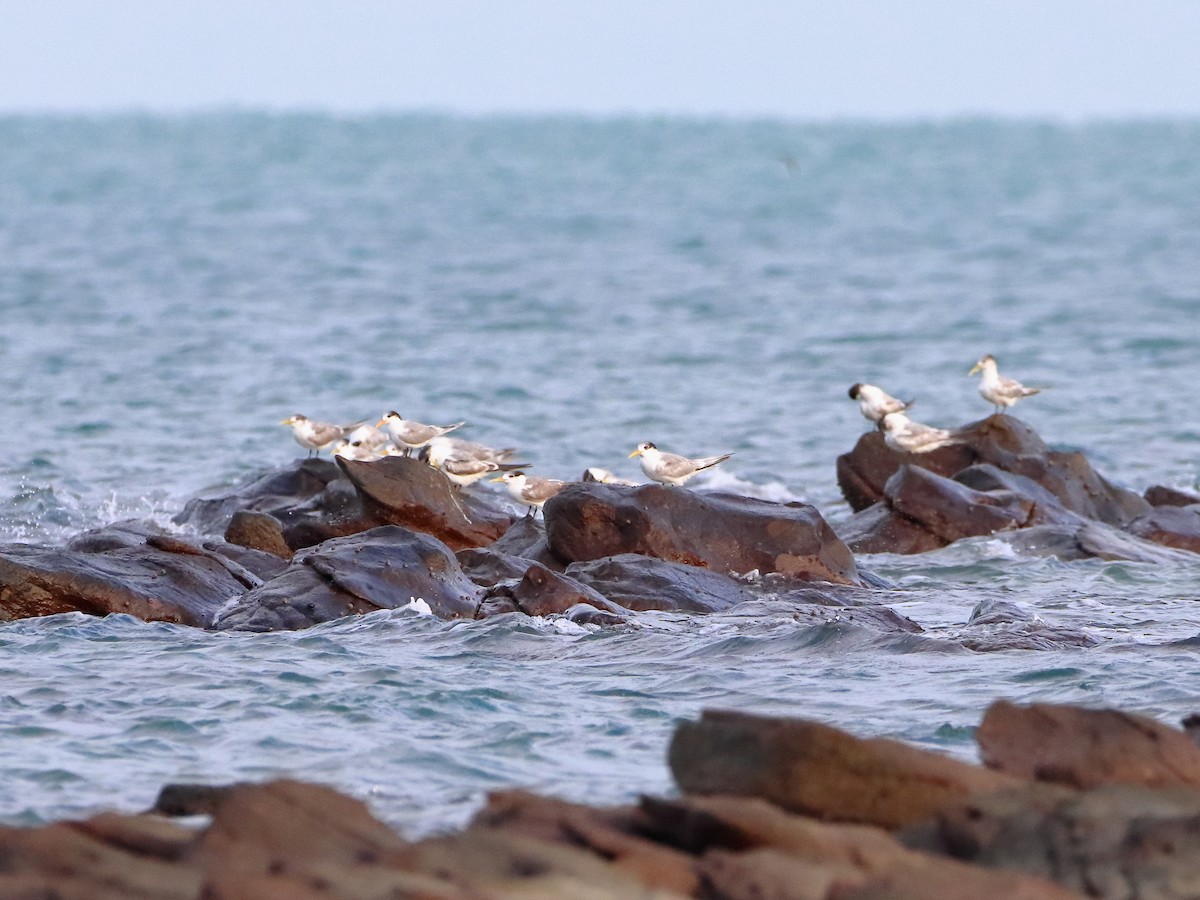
[628,442,732,486]
[376,411,465,457]
[492,471,567,516]
[879,412,962,454]
[969,355,1042,413]
[848,383,914,426]
[281,414,364,456]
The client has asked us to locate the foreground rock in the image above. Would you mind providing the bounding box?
[545,483,862,585]
[215,525,483,630]
[10,698,1200,897]
[0,520,282,627]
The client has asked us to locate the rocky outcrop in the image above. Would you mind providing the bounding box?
[476,562,625,619]
[0,521,277,627]
[544,483,861,585]
[215,525,483,631]
[565,553,755,613]
[174,458,344,534]
[1144,484,1200,507]
[833,415,1192,558]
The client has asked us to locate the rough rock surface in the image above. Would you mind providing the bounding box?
[669,709,1019,829]
[544,483,861,585]
[1144,484,1200,507]
[173,458,344,535]
[977,699,1200,789]
[215,525,482,631]
[565,553,755,613]
[835,415,1176,557]
[336,456,517,550]
[0,524,269,627]
[476,562,624,619]
[908,783,1200,899]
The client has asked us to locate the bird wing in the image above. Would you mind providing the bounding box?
[692,453,733,471]
[524,478,567,503]
[309,422,343,445]
[442,457,494,478]
[655,453,700,479]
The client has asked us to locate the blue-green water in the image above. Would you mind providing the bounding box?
[1,114,1198,832]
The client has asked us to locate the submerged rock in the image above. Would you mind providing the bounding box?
[565,553,755,613]
[477,563,624,619]
[215,525,482,631]
[1125,505,1200,554]
[544,482,861,585]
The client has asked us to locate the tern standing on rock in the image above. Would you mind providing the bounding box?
[879,412,963,454]
[493,471,567,516]
[848,383,914,427]
[281,414,364,456]
[969,355,1042,413]
[376,411,465,457]
[629,442,733,486]
[422,439,527,487]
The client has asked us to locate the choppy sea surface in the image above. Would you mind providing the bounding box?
[1,114,1198,833]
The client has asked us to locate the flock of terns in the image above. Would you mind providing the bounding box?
[281,354,1041,516]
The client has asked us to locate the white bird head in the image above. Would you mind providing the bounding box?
[629,441,658,459]
[969,355,997,376]
[491,471,526,486]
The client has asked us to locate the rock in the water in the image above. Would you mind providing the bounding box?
[669,709,1019,829]
[544,483,860,585]
[1145,484,1200,508]
[487,515,566,570]
[337,456,516,550]
[1125,506,1200,554]
[215,525,482,631]
[565,553,755,613]
[455,546,538,587]
[837,415,1149,527]
[835,501,947,555]
[0,532,254,627]
[977,699,1200,789]
[224,510,294,560]
[478,563,623,619]
[173,458,343,534]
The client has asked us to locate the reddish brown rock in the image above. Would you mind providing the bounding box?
[215,526,482,631]
[910,783,1200,899]
[641,795,1080,900]
[174,458,344,534]
[544,483,861,585]
[977,700,1200,789]
[669,709,1020,829]
[1145,484,1200,508]
[224,511,294,561]
[478,562,623,619]
[835,502,947,555]
[1125,506,1200,554]
[837,415,1149,527]
[0,533,258,627]
[565,553,755,612]
[337,456,517,550]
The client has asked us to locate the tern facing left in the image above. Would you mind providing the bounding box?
[628,442,732,486]
[879,412,962,454]
[848,383,914,426]
[281,414,363,456]
[492,471,567,516]
[969,355,1042,413]
[376,412,466,456]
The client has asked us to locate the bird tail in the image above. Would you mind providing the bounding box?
[445,421,467,433]
[497,462,531,472]
[1022,387,1043,397]
[696,453,734,471]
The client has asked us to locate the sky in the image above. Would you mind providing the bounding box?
[1,1,1198,118]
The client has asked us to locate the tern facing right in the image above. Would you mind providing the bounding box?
[492,471,567,516]
[628,442,732,486]
[879,412,963,454]
[848,383,914,426]
[969,355,1042,413]
[376,412,466,456]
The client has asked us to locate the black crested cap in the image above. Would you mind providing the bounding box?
[848,383,863,399]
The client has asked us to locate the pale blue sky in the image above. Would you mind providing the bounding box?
[1,1,1198,118]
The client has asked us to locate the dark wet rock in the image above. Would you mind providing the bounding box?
[1145,483,1200,508]
[837,415,1149,527]
[1125,505,1200,554]
[544,483,861,585]
[669,709,1020,830]
[66,518,169,552]
[836,501,946,555]
[486,515,565,570]
[215,525,482,631]
[478,563,622,619]
[977,700,1200,790]
[173,458,343,534]
[337,456,516,551]
[719,597,926,637]
[455,547,538,587]
[0,534,252,627]
[1184,713,1200,747]
[224,510,293,560]
[887,465,1036,541]
[908,783,1200,899]
[1000,520,1195,564]
[953,464,1081,524]
[957,599,1100,651]
[565,553,754,613]
[564,603,629,627]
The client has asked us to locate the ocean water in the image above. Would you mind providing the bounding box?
[0,114,1198,833]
